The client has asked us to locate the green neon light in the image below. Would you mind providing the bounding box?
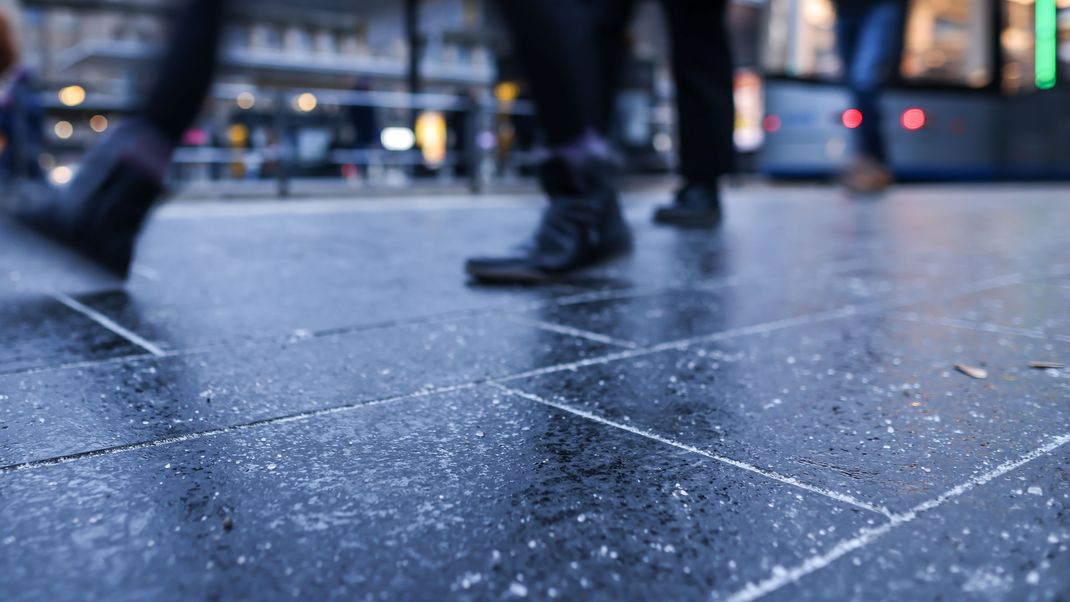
[1037,0,1057,90]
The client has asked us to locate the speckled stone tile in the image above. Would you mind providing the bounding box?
[505,314,1070,513]
[0,386,880,602]
[0,315,615,467]
[0,295,144,374]
[762,447,1070,602]
[900,276,1070,340]
[63,206,588,351]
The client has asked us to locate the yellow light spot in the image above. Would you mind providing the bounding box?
[58,85,86,107]
[236,91,256,110]
[495,81,520,103]
[415,111,447,166]
[90,115,109,133]
[50,166,73,185]
[294,93,318,113]
[54,121,74,140]
[227,123,249,146]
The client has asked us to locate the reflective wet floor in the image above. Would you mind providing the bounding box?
[1,184,1069,601]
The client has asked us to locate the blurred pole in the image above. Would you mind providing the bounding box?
[274,91,290,198]
[405,0,421,98]
[465,96,482,193]
[404,0,420,179]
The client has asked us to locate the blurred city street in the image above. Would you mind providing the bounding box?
[1,183,1069,601]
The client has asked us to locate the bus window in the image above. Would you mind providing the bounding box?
[763,0,840,80]
[900,0,995,88]
[1002,0,1070,94]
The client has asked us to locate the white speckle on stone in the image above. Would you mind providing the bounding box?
[508,582,529,597]
[1027,571,1040,585]
[1028,486,1043,496]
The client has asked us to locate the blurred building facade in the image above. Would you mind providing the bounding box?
[11,0,1070,189]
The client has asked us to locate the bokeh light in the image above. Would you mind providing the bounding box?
[841,109,863,129]
[54,121,74,139]
[237,91,256,110]
[49,165,73,185]
[58,85,86,107]
[294,92,318,112]
[901,108,926,131]
[381,127,416,151]
[90,115,109,133]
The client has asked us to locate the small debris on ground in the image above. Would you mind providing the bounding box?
[223,517,234,532]
[475,430,486,438]
[955,364,988,380]
[1029,361,1065,370]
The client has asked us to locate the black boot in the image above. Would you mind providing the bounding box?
[465,156,632,284]
[10,120,171,279]
[653,181,722,227]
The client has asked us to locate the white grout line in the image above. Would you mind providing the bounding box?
[892,312,1070,344]
[50,293,167,358]
[7,268,1039,474]
[490,382,895,520]
[0,382,478,475]
[495,308,861,385]
[507,316,641,349]
[722,432,1070,602]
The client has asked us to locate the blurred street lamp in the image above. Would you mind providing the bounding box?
[294,92,318,112]
[54,121,74,139]
[50,166,73,185]
[381,127,416,151]
[58,85,86,107]
[237,91,256,110]
[90,115,109,133]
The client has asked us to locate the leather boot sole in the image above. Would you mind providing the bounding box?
[652,207,722,228]
[465,241,632,285]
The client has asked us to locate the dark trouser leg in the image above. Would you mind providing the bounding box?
[10,0,230,278]
[589,0,638,137]
[662,0,734,185]
[495,0,600,146]
[653,0,731,226]
[839,2,904,164]
[141,0,229,144]
[465,1,633,283]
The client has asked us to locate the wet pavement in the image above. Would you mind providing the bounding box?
[1,183,1069,601]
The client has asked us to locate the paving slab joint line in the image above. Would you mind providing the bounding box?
[505,316,641,349]
[720,432,1070,602]
[0,382,480,476]
[20,263,1018,379]
[891,312,1070,344]
[49,293,167,358]
[489,382,895,520]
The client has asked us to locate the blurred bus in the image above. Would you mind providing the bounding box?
[760,0,1070,180]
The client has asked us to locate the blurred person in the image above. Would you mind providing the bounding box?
[465,0,733,283]
[622,0,735,227]
[0,7,44,182]
[833,0,907,194]
[4,0,228,277]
